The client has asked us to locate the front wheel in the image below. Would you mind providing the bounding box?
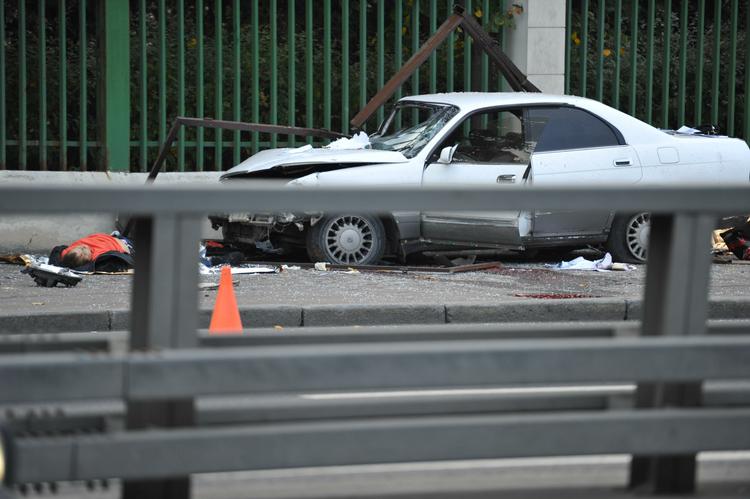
[306,214,386,265]
[606,212,650,263]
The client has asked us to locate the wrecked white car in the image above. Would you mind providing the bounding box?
[211,92,750,264]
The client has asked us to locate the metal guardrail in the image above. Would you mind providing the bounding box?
[1,183,750,498]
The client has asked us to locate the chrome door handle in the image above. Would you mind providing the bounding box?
[496,174,516,183]
[614,159,632,166]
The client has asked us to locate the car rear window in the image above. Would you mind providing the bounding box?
[528,107,622,152]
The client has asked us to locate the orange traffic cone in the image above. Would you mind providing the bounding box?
[209,266,243,335]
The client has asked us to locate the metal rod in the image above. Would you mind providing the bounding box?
[645,0,655,124]
[628,0,638,116]
[662,0,671,128]
[196,0,204,170]
[304,0,312,144]
[59,0,67,171]
[158,0,166,152]
[726,0,738,136]
[677,0,688,126]
[580,0,589,97]
[324,0,332,132]
[270,0,278,148]
[695,0,705,125]
[596,0,605,101]
[711,0,722,127]
[215,0,223,169]
[350,12,463,129]
[39,0,47,170]
[139,0,147,172]
[252,0,259,151]
[178,0,186,171]
[0,0,5,170]
[79,0,87,170]
[612,0,621,107]
[288,0,296,145]
[232,0,240,163]
[341,0,349,135]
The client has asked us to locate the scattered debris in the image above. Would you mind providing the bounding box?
[324,131,370,150]
[21,263,83,288]
[314,262,329,271]
[281,265,301,271]
[514,293,596,299]
[547,252,635,272]
[0,254,29,265]
[200,264,278,275]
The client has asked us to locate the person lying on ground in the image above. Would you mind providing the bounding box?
[48,232,135,272]
[48,232,244,272]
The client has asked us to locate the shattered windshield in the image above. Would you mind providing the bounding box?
[370,102,458,158]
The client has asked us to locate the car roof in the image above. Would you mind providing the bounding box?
[399,92,667,143]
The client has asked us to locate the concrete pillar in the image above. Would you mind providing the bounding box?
[506,0,567,94]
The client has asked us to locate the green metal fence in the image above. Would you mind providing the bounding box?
[2,1,747,172]
[566,0,749,141]
[1,0,516,172]
[1,0,100,171]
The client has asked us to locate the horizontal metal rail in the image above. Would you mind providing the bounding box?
[3,321,748,350]
[1,184,749,215]
[7,408,750,483]
[2,335,750,404]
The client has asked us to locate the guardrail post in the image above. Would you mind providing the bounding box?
[98,0,130,171]
[125,214,200,499]
[629,213,716,493]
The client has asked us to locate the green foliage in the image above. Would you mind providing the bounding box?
[568,0,747,135]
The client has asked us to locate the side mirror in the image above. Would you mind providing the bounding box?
[437,145,458,164]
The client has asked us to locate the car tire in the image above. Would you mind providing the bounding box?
[606,212,650,263]
[306,214,386,265]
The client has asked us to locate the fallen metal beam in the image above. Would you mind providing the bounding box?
[350,6,540,129]
[349,12,464,129]
[458,8,541,92]
[146,117,346,183]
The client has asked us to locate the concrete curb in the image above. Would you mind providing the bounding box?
[2,298,749,333]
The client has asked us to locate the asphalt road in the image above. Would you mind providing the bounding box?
[1,255,749,315]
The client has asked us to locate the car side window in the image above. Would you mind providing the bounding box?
[441,108,532,165]
[527,107,621,152]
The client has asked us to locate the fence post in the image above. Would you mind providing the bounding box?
[124,214,200,499]
[628,213,716,493]
[98,0,130,171]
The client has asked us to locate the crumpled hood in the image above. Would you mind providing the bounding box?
[221,146,408,179]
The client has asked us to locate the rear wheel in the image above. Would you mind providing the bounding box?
[606,212,650,263]
[306,214,386,265]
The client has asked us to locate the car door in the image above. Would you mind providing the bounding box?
[421,108,532,246]
[527,106,643,237]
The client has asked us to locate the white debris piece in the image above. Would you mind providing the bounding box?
[676,125,701,134]
[547,252,634,272]
[324,131,370,150]
[200,264,277,275]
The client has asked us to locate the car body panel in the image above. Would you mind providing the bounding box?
[421,160,529,245]
[530,145,642,237]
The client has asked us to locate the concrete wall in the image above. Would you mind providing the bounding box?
[507,0,567,94]
[0,171,222,254]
